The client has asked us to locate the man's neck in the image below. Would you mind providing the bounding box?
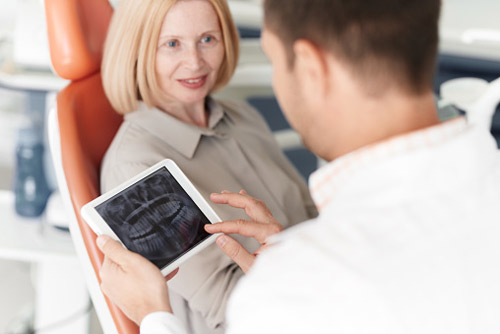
[319,90,440,162]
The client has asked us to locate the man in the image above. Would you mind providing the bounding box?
[97,0,500,332]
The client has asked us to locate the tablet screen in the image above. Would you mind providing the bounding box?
[95,167,212,269]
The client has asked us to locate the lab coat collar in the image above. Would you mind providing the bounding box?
[309,117,469,211]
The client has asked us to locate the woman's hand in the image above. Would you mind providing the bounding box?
[205,190,283,273]
[97,235,178,325]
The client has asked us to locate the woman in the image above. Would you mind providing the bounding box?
[100,0,317,332]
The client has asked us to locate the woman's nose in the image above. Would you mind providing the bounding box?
[183,47,203,70]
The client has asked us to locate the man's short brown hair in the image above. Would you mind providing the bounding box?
[263,0,441,95]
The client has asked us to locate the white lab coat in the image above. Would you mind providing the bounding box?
[142,118,500,333]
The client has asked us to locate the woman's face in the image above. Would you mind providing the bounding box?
[155,0,225,106]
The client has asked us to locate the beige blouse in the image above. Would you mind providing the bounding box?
[100,97,318,333]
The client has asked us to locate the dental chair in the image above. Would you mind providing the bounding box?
[44,0,138,333]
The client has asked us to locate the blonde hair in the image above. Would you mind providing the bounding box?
[102,0,239,114]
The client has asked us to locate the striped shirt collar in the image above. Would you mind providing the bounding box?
[309,117,468,211]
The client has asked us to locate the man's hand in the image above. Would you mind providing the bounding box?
[97,235,178,325]
[205,190,283,273]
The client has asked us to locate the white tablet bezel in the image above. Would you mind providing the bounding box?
[81,159,221,276]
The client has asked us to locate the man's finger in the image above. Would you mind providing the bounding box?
[216,235,255,274]
[210,192,249,208]
[205,220,280,244]
[210,192,277,224]
[97,235,132,265]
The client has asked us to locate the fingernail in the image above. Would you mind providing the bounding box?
[217,235,228,247]
[96,235,109,249]
[204,224,214,231]
[221,190,230,194]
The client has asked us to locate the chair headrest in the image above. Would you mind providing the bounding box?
[44,0,113,81]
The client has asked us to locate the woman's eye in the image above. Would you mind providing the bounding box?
[202,36,213,43]
[167,40,178,47]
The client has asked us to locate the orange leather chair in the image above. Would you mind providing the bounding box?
[44,0,138,333]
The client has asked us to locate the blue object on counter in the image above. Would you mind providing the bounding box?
[13,127,51,218]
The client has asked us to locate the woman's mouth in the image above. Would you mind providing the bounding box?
[178,75,207,89]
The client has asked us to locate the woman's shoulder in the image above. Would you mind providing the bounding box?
[215,98,250,112]
[105,119,149,156]
[100,138,159,192]
[100,119,166,192]
[215,98,269,129]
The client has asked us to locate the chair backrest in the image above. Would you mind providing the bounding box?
[44,0,139,332]
[51,73,135,334]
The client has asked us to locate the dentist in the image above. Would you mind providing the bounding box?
[99,0,500,333]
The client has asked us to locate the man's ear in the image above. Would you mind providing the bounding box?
[293,39,329,101]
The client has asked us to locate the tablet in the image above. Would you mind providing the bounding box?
[81,159,221,276]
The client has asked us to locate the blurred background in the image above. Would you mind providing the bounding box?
[0,0,498,333]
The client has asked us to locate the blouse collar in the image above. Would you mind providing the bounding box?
[125,97,225,159]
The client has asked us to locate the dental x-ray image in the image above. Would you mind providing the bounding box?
[95,167,211,269]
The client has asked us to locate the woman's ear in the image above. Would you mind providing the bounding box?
[293,40,330,102]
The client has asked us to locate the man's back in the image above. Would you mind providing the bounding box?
[227,119,500,333]
[92,1,500,332]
